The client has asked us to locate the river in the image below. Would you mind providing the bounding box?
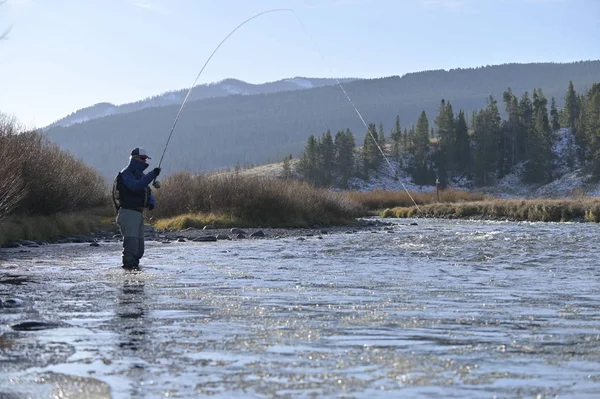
[1,218,599,398]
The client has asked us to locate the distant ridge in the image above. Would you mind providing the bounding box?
[44,60,600,181]
[46,77,355,128]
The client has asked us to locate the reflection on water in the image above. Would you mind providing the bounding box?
[1,219,600,398]
[116,275,147,352]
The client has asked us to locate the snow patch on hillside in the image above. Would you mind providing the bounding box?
[286,78,314,89]
[333,128,600,198]
[222,84,249,95]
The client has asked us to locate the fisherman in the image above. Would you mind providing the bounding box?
[113,147,161,269]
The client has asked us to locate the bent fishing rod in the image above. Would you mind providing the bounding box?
[153,8,422,213]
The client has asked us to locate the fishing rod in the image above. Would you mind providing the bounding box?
[154,8,422,213]
[153,8,294,188]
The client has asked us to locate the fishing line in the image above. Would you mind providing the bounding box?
[290,11,422,214]
[157,8,294,169]
[156,8,422,213]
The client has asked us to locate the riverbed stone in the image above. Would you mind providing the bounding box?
[216,234,231,240]
[231,228,246,235]
[194,236,217,242]
[2,241,21,248]
[3,298,25,307]
[203,225,216,230]
[90,242,100,247]
[178,238,186,242]
[250,230,265,238]
[11,320,67,331]
[236,233,246,239]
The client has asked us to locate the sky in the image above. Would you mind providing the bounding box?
[0,0,598,128]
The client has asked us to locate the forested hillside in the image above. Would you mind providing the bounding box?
[296,81,600,190]
[44,61,600,181]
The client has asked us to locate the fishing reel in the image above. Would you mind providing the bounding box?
[152,180,161,189]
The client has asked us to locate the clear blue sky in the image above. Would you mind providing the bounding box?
[0,0,598,127]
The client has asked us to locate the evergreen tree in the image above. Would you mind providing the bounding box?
[434,99,456,181]
[582,84,600,179]
[502,88,523,168]
[320,130,335,186]
[454,109,471,176]
[378,122,386,146]
[473,96,501,186]
[562,80,579,129]
[362,123,381,178]
[297,135,318,184]
[281,154,293,180]
[550,97,560,132]
[407,126,416,155]
[390,115,402,160]
[524,89,553,183]
[410,111,431,184]
[334,129,355,188]
[518,92,534,162]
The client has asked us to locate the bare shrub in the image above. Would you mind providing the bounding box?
[0,113,108,217]
[0,115,26,220]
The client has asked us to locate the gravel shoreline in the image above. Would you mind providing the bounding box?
[151,218,405,242]
[1,218,419,251]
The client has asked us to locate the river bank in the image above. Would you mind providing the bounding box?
[0,218,409,252]
[380,197,600,223]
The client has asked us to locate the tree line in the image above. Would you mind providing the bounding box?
[295,81,600,188]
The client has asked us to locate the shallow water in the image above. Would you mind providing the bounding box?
[1,218,600,398]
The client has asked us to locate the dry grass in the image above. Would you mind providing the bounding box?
[346,188,486,210]
[0,207,116,244]
[381,198,600,222]
[153,212,243,231]
[153,172,364,227]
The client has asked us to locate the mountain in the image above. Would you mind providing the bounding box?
[44,61,600,182]
[47,77,354,128]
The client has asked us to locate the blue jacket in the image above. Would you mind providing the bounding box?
[118,158,158,210]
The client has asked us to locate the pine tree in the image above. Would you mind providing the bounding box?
[378,122,386,146]
[390,116,402,160]
[454,109,470,176]
[334,129,355,188]
[582,84,600,179]
[502,88,522,168]
[434,99,455,181]
[411,111,431,185]
[320,130,335,186]
[518,92,534,162]
[281,154,293,180]
[473,96,501,186]
[524,88,553,183]
[298,135,318,184]
[562,81,579,129]
[362,123,381,178]
[550,97,560,132]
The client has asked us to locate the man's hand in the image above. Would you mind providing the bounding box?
[153,167,161,176]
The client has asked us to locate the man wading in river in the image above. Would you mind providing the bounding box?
[113,148,161,269]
